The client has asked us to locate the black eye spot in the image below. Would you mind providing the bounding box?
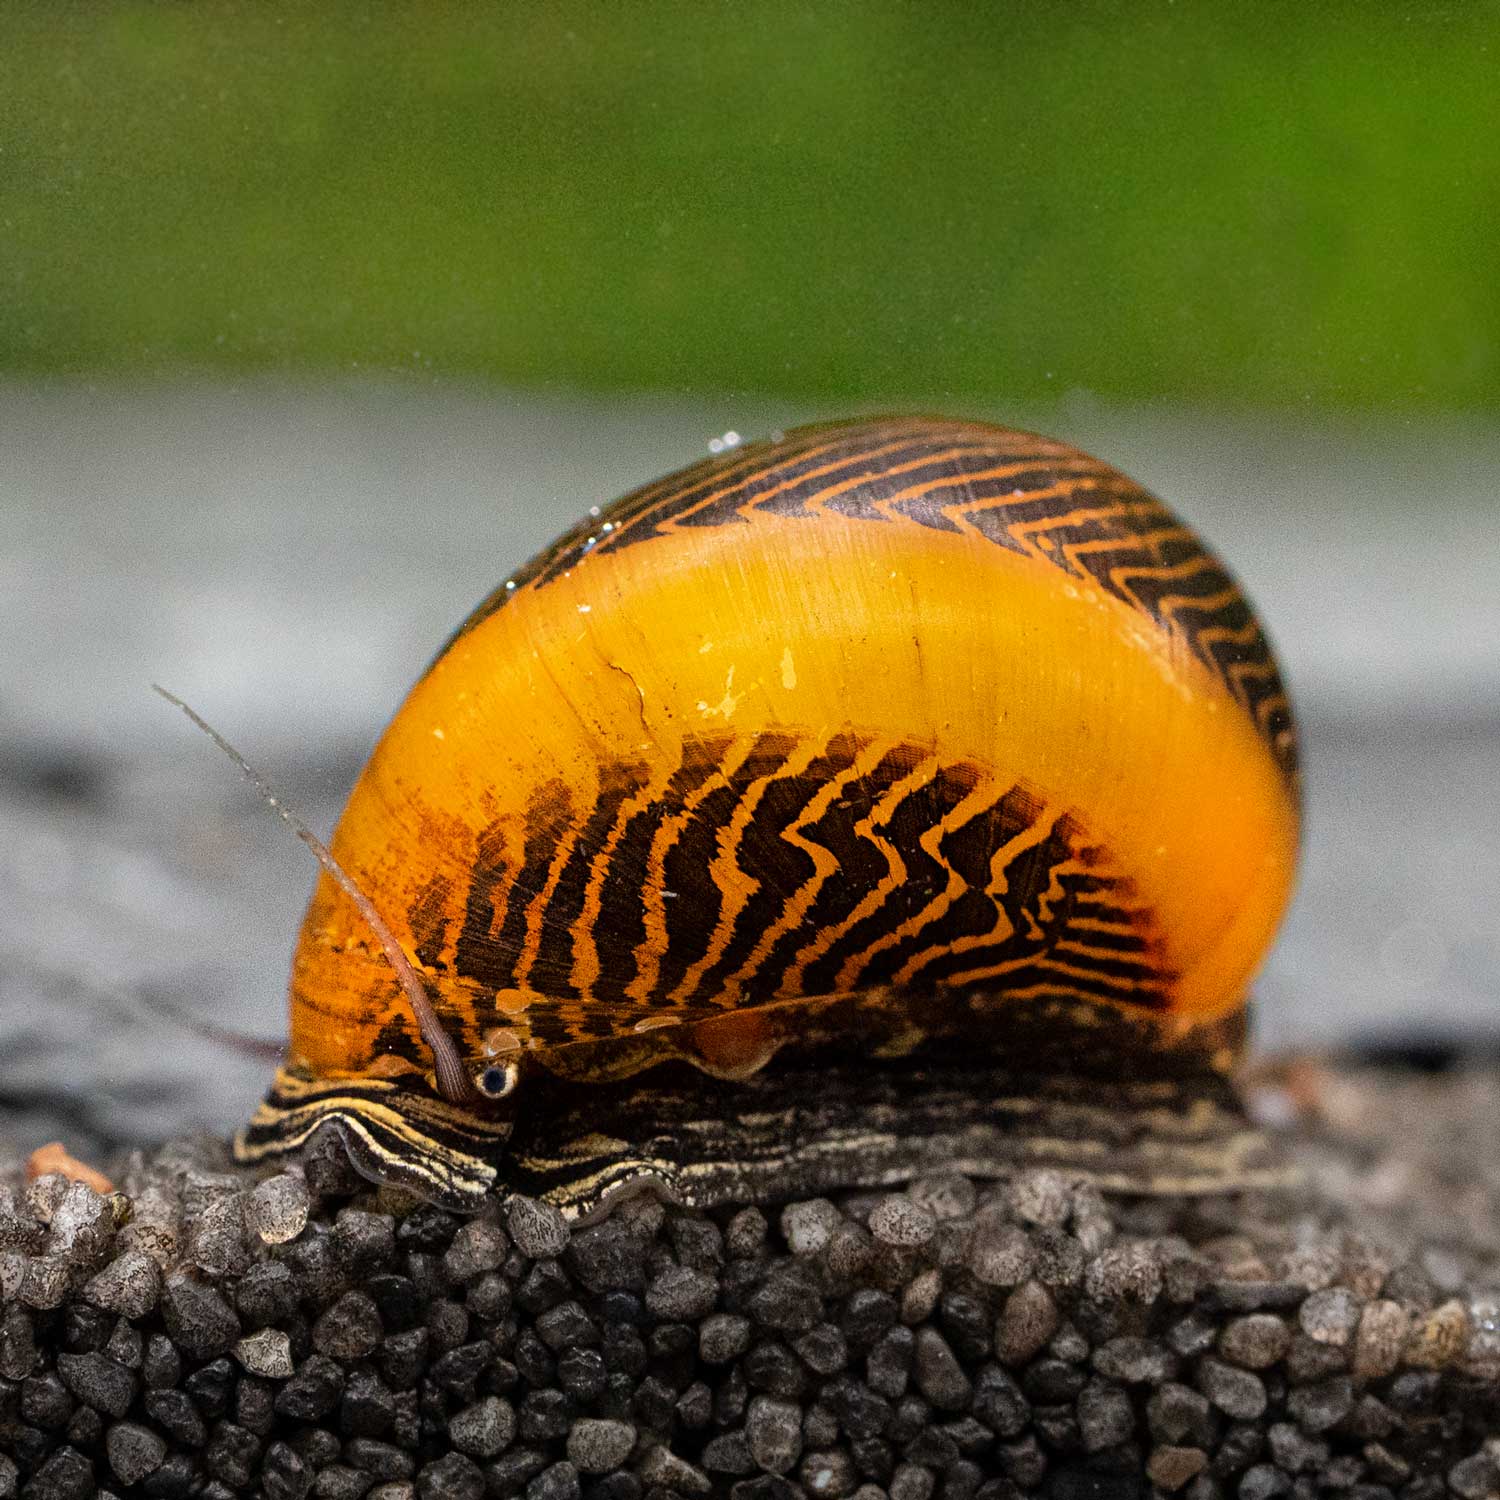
[479,1066,513,1097]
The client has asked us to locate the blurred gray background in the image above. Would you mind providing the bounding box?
[3,382,1497,1151]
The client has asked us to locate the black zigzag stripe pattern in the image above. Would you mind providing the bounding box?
[438,728,1169,1046]
[450,418,1297,787]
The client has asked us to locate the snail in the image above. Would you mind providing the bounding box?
[208,416,1299,1216]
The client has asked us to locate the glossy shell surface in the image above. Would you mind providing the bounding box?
[240,416,1301,1208]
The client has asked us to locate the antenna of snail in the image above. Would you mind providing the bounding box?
[153,685,481,1108]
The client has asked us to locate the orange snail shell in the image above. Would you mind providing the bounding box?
[235,416,1300,1212]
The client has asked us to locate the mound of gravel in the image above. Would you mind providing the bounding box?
[4,1064,1500,1500]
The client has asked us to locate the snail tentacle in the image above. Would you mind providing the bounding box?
[153,685,481,1108]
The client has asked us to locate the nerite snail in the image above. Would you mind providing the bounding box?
[217,417,1299,1217]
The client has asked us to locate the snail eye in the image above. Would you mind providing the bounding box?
[476,1064,517,1099]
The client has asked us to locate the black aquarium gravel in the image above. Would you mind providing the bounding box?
[4,1063,1500,1500]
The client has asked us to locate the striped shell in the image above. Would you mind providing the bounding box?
[236,416,1300,1209]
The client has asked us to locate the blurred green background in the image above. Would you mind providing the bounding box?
[3,1,1496,408]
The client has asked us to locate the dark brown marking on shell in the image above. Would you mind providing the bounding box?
[446,419,1297,787]
[373,1014,423,1068]
[744,741,930,1000]
[682,729,865,1008]
[460,775,573,995]
[655,731,801,1005]
[408,873,454,971]
[453,822,510,983]
[526,757,648,1002]
[418,728,1169,1050]
[590,733,733,1007]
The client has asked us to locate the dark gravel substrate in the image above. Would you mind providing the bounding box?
[4,1064,1500,1500]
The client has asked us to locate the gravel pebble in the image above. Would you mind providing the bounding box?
[636,1445,711,1495]
[799,1445,859,1497]
[780,1199,843,1256]
[47,1181,114,1260]
[24,1445,93,1500]
[1238,1461,1292,1499]
[1007,1170,1072,1228]
[646,1264,718,1320]
[236,1261,298,1328]
[868,1195,936,1249]
[1092,1334,1177,1384]
[245,1175,311,1244]
[1078,1377,1135,1450]
[1152,1374,1212,1446]
[565,1417,635,1473]
[82,1248,162,1318]
[726,1207,769,1258]
[1353,1299,1408,1380]
[900,1267,941,1326]
[524,1459,579,1500]
[994,1278,1058,1366]
[1219,1313,1292,1369]
[700,1312,752,1364]
[1285,1374,1354,1432]
[314,1291,384,1360]
[866,1325,913,1399]
[703,1432,755,1475]
[105,1421,167,1485]
[745,1394,803,1474]
[0,1308,37,1382]
[235,1328,295,1378]
[504,1198,568,1259]
[1267,1420,1329,1474]
[56,1349,137,1418]
[907,1173,976,1222]
[277,1354,346,1420]
[348,1439,415,1480]
[1298,1287,1360,1346]
[750,1268,822,1332]
[1147,1444,1208,1491]
[21,1253,73,1309]
[1197,1357,1268,1420]
[969,1221,1035,1288]
[448,1396,516,1458]
[1450,1451,1500,1500]
[889,1460,936,1500]
[1204,1279,1304,1313]
[416,1451,483,1500]
[1084,1242,1164,1304]
[189,1192,251,1276]
[162,1274,241,1359]
[912,1327,971,1410]
[443,1221,507,1282]
[793,1322,848,1376]
[1407,1297,1470,1367]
